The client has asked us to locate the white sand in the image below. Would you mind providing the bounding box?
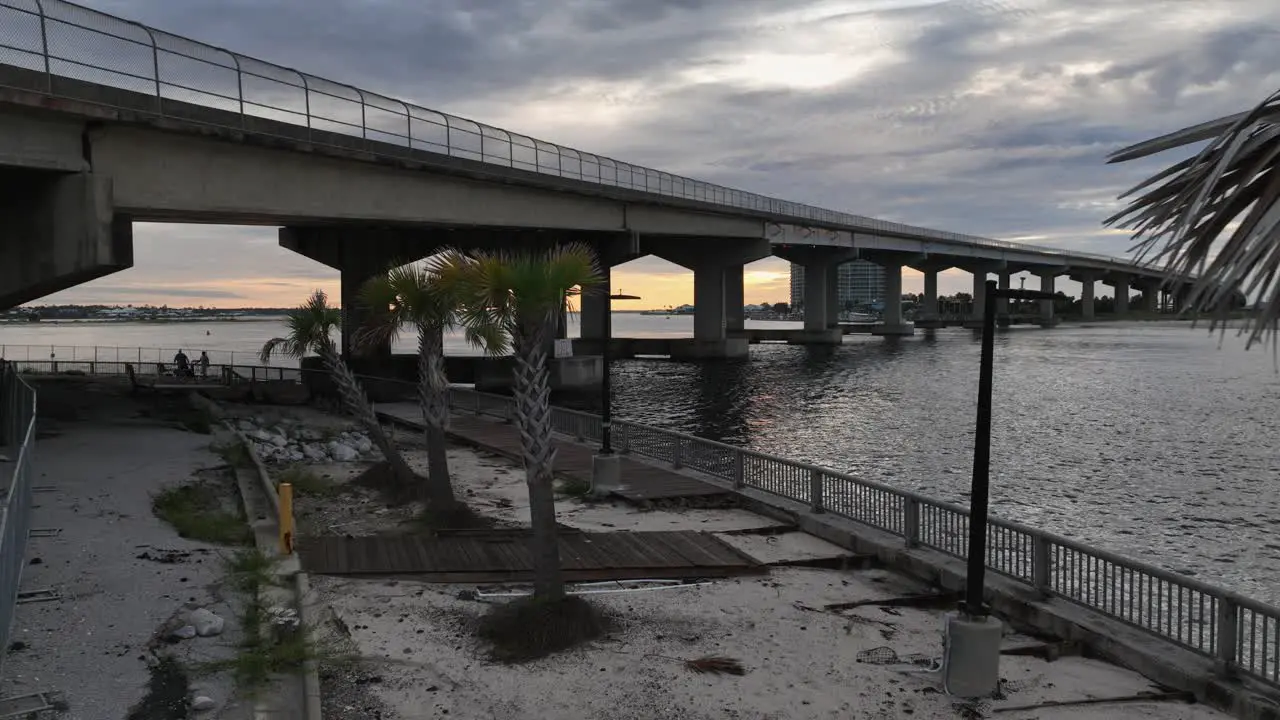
[312,565,1227,720]
[265,408,1231,720]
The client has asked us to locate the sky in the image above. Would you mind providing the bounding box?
[30,0,1280,309]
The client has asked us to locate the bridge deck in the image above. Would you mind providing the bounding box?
[377,403,729,502]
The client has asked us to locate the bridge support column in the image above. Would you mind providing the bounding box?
[803,262,829,331]
[825,264,840,328]
[340,255,397,363]
[1074,272,1098,321]
[873,263,913,336]
[970,268,991,325]
[580,268,609,340]
[725,264,745,333]
[1138,279,1160,314]
[1108,273,1131,317]
[922,270,939,320]
[1039,273,1057,325]
[0,171,131,310]
[996,270,1011,317]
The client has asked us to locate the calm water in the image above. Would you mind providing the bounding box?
[3,315,1279,602]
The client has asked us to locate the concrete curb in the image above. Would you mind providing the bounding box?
[224,425,323,720]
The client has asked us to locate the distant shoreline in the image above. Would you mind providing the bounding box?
[0,316,286,325]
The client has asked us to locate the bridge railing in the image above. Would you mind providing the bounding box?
[0,361,37,681]
[446,385,1280,688]
[0,0,1152,269]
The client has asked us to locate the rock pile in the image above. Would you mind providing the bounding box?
[235,416,379,464]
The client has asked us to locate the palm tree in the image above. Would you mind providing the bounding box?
[259,289,417,489]
[438,243,604,600]
[356,260,502,512]
[1105,88,1280,348]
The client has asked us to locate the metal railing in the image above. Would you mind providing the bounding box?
[3,355,1272,685]
[0,361,36,681]
[0,344,271,368]
[0,0,1151,270]
[446,385,1280,687]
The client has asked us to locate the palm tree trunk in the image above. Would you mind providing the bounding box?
[317,344,417,492]
[512,320,564,600]
[417,323,456,508]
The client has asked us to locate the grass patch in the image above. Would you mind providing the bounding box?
[152,480,252,546]
[556,476,593,498]
[212,439,251,468]
[274,464,341,497]
[200,550,350,691]
[477,595,608,663]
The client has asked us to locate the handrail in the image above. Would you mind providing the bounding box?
[0,361,37,682]
[445,383,1279,686]
[0,0,1158,271]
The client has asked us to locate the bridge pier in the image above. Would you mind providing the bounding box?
[1137,277,1161,314]
[1106,272,1131,317]
[1071,270,1099,321]
[996,270,1011,317]
[0,171,131,310]
[773,245,857,344]
[966,265,996,327]
[872,262,913,336]
[1038,272,1058,325]
[647,237,771,357]
[726,264,745,333]
[922,269,939,321]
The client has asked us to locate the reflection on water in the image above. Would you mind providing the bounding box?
[611,323,1280,603]
[3,316,1279,601]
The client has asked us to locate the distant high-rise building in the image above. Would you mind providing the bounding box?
[789,260,886,309]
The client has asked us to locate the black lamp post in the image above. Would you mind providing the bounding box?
[964,280,1057,618]
[600,288,640,455]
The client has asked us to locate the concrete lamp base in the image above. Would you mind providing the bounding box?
[942,612,1002,698]
[591,453,622,499]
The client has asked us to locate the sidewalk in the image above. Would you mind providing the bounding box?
[0,421,253,720]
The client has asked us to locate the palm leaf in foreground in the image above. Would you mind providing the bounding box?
[683,655,747,676]
[1104,88,1280,349]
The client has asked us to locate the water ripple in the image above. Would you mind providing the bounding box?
[611,322,1280,603]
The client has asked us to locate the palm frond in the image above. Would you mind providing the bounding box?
[684,656,746,676]
[260,289,340,362]
[1106,87,1280,348]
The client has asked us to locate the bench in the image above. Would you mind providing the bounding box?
[126,363,224,393]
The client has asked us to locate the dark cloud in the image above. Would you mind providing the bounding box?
[34,0,1280,304]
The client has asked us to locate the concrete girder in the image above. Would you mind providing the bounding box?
[645,236,772,271]
[859,250,926,268]
[771,244,859,266]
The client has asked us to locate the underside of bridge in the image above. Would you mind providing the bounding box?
[0,167,133,312]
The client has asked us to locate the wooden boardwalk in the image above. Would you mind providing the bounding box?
[298,530,763,582]
[377,403,728,502]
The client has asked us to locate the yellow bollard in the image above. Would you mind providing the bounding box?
[279,482,294,555]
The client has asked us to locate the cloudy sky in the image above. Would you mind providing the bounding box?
[33,0,1280,308]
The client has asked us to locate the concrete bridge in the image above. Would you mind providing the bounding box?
[0,0,1185,360]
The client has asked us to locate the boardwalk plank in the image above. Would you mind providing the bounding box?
[298,530,763,582]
